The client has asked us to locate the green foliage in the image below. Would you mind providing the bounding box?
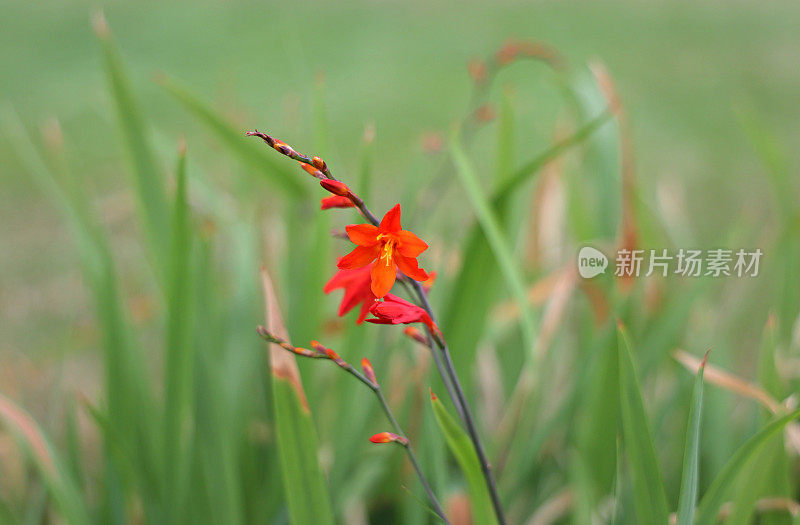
[2,5,799,524]
[676,351,707,525]
[617,325,670,525]
[431,394,496,525]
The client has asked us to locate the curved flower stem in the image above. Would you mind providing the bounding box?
[408,279,507,525]
[256,329,449,524]
[248,132,505,525]
[372,387,449,524]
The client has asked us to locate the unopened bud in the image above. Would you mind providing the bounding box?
[299,162,325,180]
[272,139,296,157]
[361,358,378,386]
[369,432,408,446]
[321,196,356,210]
[474,104,496,122]
[467,58,488,83]
[403,327,428,346]
[320,179,350,197]
[312,156,326,171]
[292,346,319,358]
[430,388,438,401]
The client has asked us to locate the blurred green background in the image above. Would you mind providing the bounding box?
[1,1,799,524]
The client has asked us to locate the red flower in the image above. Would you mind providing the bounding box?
[337,204,428,298]
[320,196,355,210]
[323,265,375,324]
[367,294,439,335]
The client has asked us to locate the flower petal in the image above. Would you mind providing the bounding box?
[370,259,397,298]
[396,230,428,257]
[345,224,379,246]
[338,245,379,269]
[378,203,402,233]
[396,255,429,282]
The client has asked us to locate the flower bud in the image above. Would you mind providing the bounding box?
[299,162,325,180]
[403,327,428,346]
[321,196,356,210]
[312,156,326,171]
[467,58,488,83]
[361,358,378,386]
[320,179,350,197]
[369,432,408,446]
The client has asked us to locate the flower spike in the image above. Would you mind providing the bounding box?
[256,327,324,358]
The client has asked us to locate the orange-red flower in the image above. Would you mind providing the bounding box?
[323,265,375,323]
[338,204,428,298]
[367,294,439,335]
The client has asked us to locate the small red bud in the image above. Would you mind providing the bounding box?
[429,388,438,401]
[312,156,326,171]
[325,348,340,361]
[292,346,318,358]
[403,327,428,345]
[361,358,378,386]
[299,162,325,180]
[369,432,408,446]
[320,196,356,210]
[474,104,496,122]
[467,58,488,83]
[320,179,350,197]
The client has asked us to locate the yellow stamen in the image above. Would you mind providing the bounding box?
[377,234,395,267]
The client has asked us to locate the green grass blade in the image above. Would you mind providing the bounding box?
[441,111,610,388]
[695,408,800,525]
[676,350,708,525]
[430,393,496,525]
[616,323,670,524]
[493,110,613,203]
[0,394,89,525]
[163,142,194,519]
[93,14,170,276]
[450,132,536,362]
[157,75,306,198]
[261,269,334,525]
[494,88,515,188]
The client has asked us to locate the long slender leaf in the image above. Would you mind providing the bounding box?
[430,393,496,525]
[0,394,89,525]
[695,408,800,525]
[261,269,334,525]
[157,75,306,198]
[94,13,170,277]
[676,350,708,525]
[163,142,194,520]
[450,132,536,361]
[616,324,670,524]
